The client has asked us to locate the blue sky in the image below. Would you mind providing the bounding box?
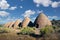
[0,0,60,24]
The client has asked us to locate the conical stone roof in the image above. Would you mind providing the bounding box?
[47,19,52,25]
[21,17,30,27]
[9,21,15,28]
[13,19,21,28]
[34,13,52,28]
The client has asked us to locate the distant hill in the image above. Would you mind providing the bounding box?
[51,19,60,27]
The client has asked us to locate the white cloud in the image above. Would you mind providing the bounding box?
[33,0,52,7]
[33,0,60,8]
[20,6,23,8]
[9,6,17,10]
[48,16,58,20]
[22,10,35,17]
[0,16,23,24]
[0,17,16,24]
[31,17,36,22]
[0,0,10,10]
[6,16,22,21]
[0,11,9,17]
[36,4,40,7]
[5,17,23,23]
[51,1,60,8]
[37,10,43,13]
[7,17,14,21]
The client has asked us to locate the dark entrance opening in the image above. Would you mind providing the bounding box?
[18,23,22,27]
[36,24,39,28]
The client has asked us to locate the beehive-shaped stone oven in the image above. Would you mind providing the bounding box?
[34,13,52,28]
[4,22,11,28]
[9,21,15,28]
[21,17,30,27]
[13,19,21,28]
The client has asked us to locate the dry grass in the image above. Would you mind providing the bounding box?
[0,33,36,40]
[0,27,60,40]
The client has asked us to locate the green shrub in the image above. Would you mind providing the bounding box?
[40,25,54,35]
[0,25,3,27]
[0,27,11,33]
[52,26,60,33]
[20,27,35,35]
